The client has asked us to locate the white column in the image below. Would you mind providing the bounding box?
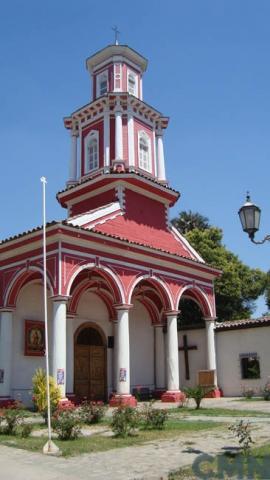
[68,130,78,183]
[113,320,118,392]
[115,306,131,396]
[66,315,74,394]
[52,298,67,398]
[166,312,179,391]
[103,107,110,170]
[154,325,165,390]
[127,109,135,168]
[115,102,123,160]
[205,317,217,384]
[0,309,13,398]
[156,129,166,182]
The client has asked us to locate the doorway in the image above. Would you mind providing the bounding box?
[74,324,106,400]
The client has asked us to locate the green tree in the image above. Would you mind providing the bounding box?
[172,210,209,234]
[172,212,267,321]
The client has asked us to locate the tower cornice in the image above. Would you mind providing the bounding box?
[86,44,148,74]
[64,93,169,131]
[57,172,180,209]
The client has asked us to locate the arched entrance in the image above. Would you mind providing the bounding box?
[74,324,107,400]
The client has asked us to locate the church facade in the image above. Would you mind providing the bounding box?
[0,43,221,407]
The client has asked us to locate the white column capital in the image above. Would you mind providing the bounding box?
[50,295,70,303]
[165,310,179,318]
[114,303,133,312]
[114,98,123,113]
[0,308,15,314]
[204,316,217,323]
[156,128,163,137]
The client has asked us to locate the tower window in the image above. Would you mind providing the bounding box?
[97,71,108,97]
[128,73,136,95]
[138,131,151,173]
[85,131,99,173]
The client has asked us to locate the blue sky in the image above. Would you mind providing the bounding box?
[1,1,270,315]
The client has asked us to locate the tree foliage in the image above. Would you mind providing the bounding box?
[172,210,209,234]
[172,211,268,321]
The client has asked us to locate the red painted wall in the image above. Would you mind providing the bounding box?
[71,189,116,217]
[125,190,166,230]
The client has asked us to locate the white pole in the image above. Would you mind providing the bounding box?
[40,177,59,455]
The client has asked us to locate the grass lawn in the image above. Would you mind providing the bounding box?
[0,419,222,457]
[168,443,270,479]
[167,407,270,417]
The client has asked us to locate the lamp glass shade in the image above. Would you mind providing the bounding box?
[238,196,261,237]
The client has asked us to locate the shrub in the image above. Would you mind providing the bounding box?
[52,409,81,440]
[229,420,254,455]
[32,368,61,422]
[262,381,270,401]
[80,401,107,425]
[18,422,33,438]
[242,386,255,399]
[140,401,168,430]
[111,405,139,437]
[0,401,25,435]
[183,386,213,409]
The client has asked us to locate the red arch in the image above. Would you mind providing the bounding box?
[68,279,115,319]
[128,274,173,311]
[177,286,213,317]
[5,268,54,308]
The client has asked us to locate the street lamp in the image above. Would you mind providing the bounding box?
[238,193,270,244]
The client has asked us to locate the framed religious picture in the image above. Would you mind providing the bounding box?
[24,320,45,356]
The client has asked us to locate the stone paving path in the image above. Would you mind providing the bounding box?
[0,398,270,480]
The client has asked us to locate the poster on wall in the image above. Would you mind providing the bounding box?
[0,369,4,383]
[57,369,65,385]
[24,320,45,356]
[119,368,127,382]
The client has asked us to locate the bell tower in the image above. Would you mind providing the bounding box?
[63,43,169,189]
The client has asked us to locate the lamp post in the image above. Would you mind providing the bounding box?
[238,193,270,244]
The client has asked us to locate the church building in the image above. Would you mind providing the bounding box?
[0,42,221,407]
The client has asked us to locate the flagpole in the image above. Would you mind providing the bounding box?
[40,177,59,455]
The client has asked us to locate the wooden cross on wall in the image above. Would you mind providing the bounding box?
[178,334,198,380]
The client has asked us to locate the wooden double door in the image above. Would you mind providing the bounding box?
[74,327,106,401]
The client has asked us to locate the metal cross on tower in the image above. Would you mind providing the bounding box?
[112,25,120,45]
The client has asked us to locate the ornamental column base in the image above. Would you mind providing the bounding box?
[204,388,223,398]
[161,390,186,403]
[109,394,137,407]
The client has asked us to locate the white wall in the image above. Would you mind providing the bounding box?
[216,326,270,396]
[12,282,53,406]
[177,328,207,388]
[129,300,155,391]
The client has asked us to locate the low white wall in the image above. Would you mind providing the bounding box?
[177,328,207,389]
[216,326,270,396]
